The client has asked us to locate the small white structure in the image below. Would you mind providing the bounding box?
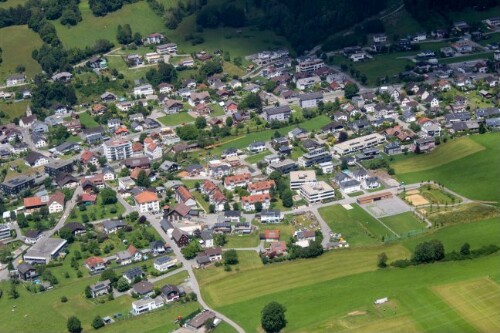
[374,297,388,305]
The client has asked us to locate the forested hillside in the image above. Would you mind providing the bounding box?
[404,0,500,22]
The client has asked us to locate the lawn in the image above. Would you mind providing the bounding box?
[152,270,189,289]
[0,100,30,124]
[211,254,500,333]
[0,0,26,8]
[106,56,154,82]
[393,133,500,202]
[69,197,125,223]
[157,112,194,127]
[78,111,100,128]
[192,190,209,212]
[380,212,427,236]
[213,322,238,333]
[0,25,42,82]
[224,233,260,249]
[319,204,393,246]
[439,52,494,64]
[53,1,166,49]
[245,151,271,164]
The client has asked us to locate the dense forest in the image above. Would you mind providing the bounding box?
[404,0,500,22]
[256,0,388,53]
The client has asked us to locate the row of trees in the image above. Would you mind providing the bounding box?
[88,0,137,17]
[196,3,246,28]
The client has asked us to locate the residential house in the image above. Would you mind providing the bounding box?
[175,186,196,207]
[25,151,49,168]
[160,284,181,303]
[132,297,164,315]
[264,106,291,122]
[241,193,271,212]
[224,173,252,190]
[134,191,160,213]
[85,256,106,273]
[133,281,154,297]
[153,256,178,272]
[123,267,144,284]
[172,228,190,247]
[260,210,284,223]
[89,280,111,298]
[102,220,126,234]
[17,263,37,281]
[116,245,142,265]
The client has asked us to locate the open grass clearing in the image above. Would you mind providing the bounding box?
[54,1,166,49]
[244,150,271,164]
[152,270,189,289]
[0,25,42,82]
[157,112,194,127]
[392,136,485,173]
[69,197,126,223]
[439,52,494,64]
[0,100,30,124]
[106,56,154,82]
[394,133,500,202]
[199,244,409,307]
[78,111,100,128]
[192,190,209,212]
[319,204,391,246]
[380,212,427,236]
[433,278,500,333]
[212,251,499,332]
[0,0,26,8]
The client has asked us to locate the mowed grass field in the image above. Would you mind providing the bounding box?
[393,133,500,202]
[319,204,393,246]
[0,25,42,82]
[157,112,194,126]
[0,100,30,124]
[380,212,426,235]
[433,278,500,333]
[205,249,500,332]
[78,111,100,127]
[53,1,166,49]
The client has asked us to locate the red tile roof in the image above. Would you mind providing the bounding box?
[248,180,275,192]
[241,193,271,204]
[224,173,252,186]
[134,191,158,204]
[85,256,105,267]
[264,230,280,240]
[23,197,44,209]
[176,186,193,202]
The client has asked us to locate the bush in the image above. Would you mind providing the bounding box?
[390,259,412,268]
[61,296,68,303]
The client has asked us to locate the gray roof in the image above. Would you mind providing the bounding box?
[102,220,125,231]
[265,105,291,116]
[299,92,323,101]
[25,151,47,166]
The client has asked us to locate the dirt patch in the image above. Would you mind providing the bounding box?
[406,194,429,206]
[406,189,419,195]
[348,310,367,316]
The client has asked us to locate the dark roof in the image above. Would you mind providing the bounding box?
[133,281,153,295]
[299,92,323,101]
[25,151,46,166]
[172,228,188,242]
[25,229,42,238]
[102,220,125,230]
[161,284,179,295]
[17,262,35,274]
[63,222,85,233]
[224,210,241,218]
[124,267,144,280]
[265,105,291,116]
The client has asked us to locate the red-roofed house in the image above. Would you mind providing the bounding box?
[175,186,196,207]
[145,142,162,160]
[224,173,252,190]
[81,193,97,205]
[134,191,160,213]
[241,193,271,212]
[132,142,144,157]
[23,197,45,214]
[85,256,106,272]
[248,180,275,195]
[81,150,99,166]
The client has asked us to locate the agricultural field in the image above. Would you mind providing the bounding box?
[393,133,500,203]
[53,1,166,49]
[402,217,500,253]
[380,212,427,236]
[0,25,42,82]
[424,203,500,226]
[319,204,393,246]
[208,253,500,333]
[157,112,194,127]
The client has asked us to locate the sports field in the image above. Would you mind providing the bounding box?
[380,212,426,235]
[0,25,42,82]
[434,278,500,333]
[393,134,500,202]
[319,204,393,246]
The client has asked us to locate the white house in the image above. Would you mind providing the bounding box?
[133,84,154,97]
[145,142,162,160]
[132,297,164,315]
[154,256,178,272]
[260,210,284,223]
[134,191,160,213]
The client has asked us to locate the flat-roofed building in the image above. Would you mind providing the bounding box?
[23,238,67,264]
[333,133,386,156]
[300,181,335,203]
[290,170,316,190]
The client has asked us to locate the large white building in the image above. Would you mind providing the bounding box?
[290,170,317,190]
[133,84,154,97]
[333,133,386,156]
[300,181,335,203]
[134,191,160,213]
[132,297,164,315]
[296,56,324,73]
[103,140,132,161]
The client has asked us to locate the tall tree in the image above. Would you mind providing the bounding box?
[261,302,287,333]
